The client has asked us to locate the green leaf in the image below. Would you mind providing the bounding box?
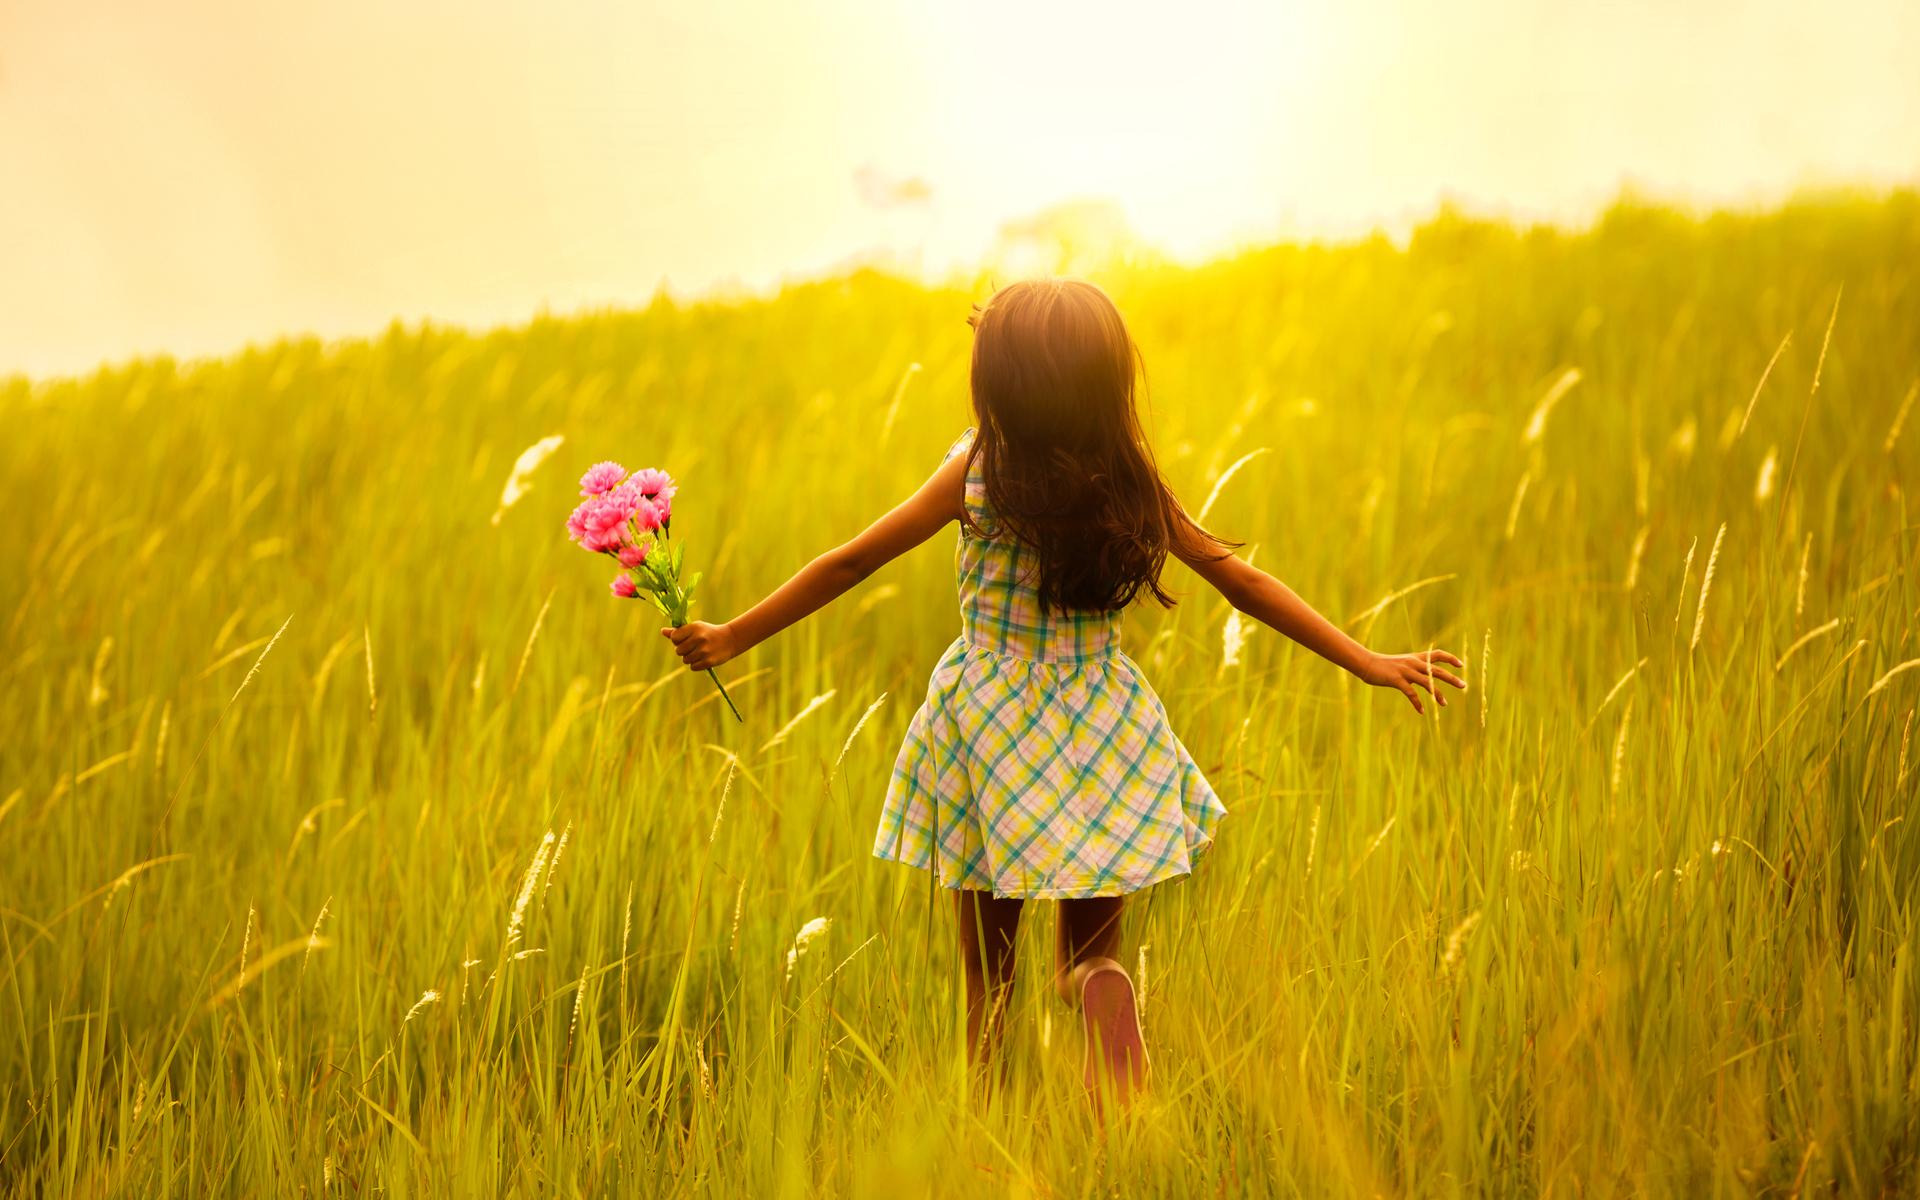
[683,572,703,602]
[672,542,686,574]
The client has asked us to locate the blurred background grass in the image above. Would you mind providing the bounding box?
[1,194,1918,1196]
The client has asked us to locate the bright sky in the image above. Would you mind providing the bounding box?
[3,0,1916,376]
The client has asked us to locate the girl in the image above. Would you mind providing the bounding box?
[665,279,1465,1103]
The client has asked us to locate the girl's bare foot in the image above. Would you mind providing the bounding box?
[1073,958,1148,1108]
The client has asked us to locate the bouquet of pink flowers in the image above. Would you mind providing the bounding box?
[567,462,743,722]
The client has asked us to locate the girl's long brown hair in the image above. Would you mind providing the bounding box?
[963,278,1232,613]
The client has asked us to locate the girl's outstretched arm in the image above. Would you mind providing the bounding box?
[663,450,969,671]
[1181,547,1467,715]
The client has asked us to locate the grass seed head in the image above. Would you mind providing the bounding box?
[1796,533,1813,620]
[1755,447,1779,503]
[834,693,890,776]
[545,821,572,900]
[507,831,557,947]
[1691,523,1726,652]
[1612,695,1635,796]
[492,434,565,524]
[1522,367,1581,443]
[89,636,114,708]
[239,903,256,989]
[785,916,831,981]
[1674,536,1698,635]
[1442,911,1482,970]
[403,989,441,1024]
[1221,610,1247,670]
[762,690,838,754]
[1625,526,1650,590]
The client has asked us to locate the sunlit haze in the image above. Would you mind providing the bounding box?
[3,0,1916,375]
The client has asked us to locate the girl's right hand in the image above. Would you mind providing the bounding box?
[663,621,740,672]
[1361,650,1467,715]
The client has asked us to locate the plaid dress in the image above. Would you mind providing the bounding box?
[871,430,1225,899]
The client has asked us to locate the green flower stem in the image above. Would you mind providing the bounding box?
[707,668,744,723]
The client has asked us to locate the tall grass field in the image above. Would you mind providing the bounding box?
[3,196,1919,1197]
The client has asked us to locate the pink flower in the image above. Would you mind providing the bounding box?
[617,541,647,568]
[565,498,596,545]
[579,461,629,497]
[629,468,676,505]
[630,496,666,533]
[610,573,638,598]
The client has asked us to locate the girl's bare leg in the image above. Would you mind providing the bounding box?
[955,889,1024,1068]
[1055,896,1147,1105]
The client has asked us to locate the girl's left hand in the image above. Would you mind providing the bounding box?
[662,621,739,671]
[1361,650,1468,715]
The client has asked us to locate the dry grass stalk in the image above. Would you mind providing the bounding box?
[1137,944,1150,1023]
[225,615,295,708]
[362,623,376,717]
[208,937,329,1009]
[1480,631,1490,728]
[1625,526,1650,590]
[101,853,190,910]
[1522,367,1581,443]
[197,634,273,682]
[1774,618,1840,672]
[301,897,331,981]
[1796,533,1813,620]
[310,632,357,710]
[1348,574,1458,630]
[1586,658,1649,732]
[1865,659,1920,698]
[1899,709,1913,790]
[833,693,891,777]
[1736,331,1793,437]
[1504,473,1531,540]
[240,903,256,990]
[155,702,171,777]
[1673,537,1698,638]
[567,964,589,1049]
[619,885,633,1010]
[877,362,922,446]
[89,637,114,708]
[510,592,554,698]
[1691,523,1727,652]
[710,760,737,842]
[1197,448,1270,523]
[1612,695,1635,796]
[1305,804,1320,879]
[1349,816,1396,881]
[1885,380,1919,453]
[729,879,745,955]
[761,690,838,753]
[1773,289,1842,544]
